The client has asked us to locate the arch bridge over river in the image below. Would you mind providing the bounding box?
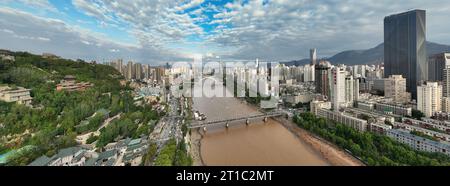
[188,111,285,130]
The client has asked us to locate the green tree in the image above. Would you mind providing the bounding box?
[412,110,425,120]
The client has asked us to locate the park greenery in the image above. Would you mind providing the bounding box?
[293,112,450,166]
[0,51,161,165]
[86,134,98,144]
[95,107,159,149]
[153,139,193,166]
[143,142,158,165]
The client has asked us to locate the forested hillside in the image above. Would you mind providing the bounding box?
[0,51,160,165]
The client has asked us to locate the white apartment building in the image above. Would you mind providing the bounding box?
[369,122,393,135]
[384,75,411,103]
[0,86,32,106]
[374,102,412,116]
[310,100,332,115]
[303,64,315,82]
[316,108,368,132]
[0,54,15,61]
[417,82,442,117]
[387,129,450,156]
[394,122,450,142]
[443,97,450,113]
[331,66,346,111]
[345,75,354,104]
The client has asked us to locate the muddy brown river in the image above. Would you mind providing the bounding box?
[192,78,329,166]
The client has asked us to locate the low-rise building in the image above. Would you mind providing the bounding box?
[42,53,60,59]
[29,147,87,166]
[282,93,314,106]
[369,122,393,135]
[356,101,375,111]
[56,75,93,92]
[387,129,450,156]
[123,138,148,166]
[0,86,32,106]
[402,117,450,135]
[0,54,15,61]
[316,108,368,132]
[433,112,450,122]
[356,100,412,117]
[104,138,131,152]
[394,122,450,142]
[374,102,412,116]
[94,149,119,166]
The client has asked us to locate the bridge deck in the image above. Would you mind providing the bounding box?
[189,112,284,129]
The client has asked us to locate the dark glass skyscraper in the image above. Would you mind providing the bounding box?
[315,61,331,99]
[384,10,427,100]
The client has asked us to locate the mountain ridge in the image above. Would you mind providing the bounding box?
[282,41,450,66]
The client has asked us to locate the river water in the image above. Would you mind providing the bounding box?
[192,77,329,166]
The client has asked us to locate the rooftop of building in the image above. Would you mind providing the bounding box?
[84,157,98,166]
[98,149,118,160]
[28,155,53,166]
[56,147,83,158]
[390,129,450,148]
[128,139,142,147]
[385,9,426,19]
[0,86,31,93]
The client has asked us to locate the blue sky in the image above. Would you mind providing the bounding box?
[1,0,450,64]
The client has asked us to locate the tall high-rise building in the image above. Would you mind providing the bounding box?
[135,63,142,80]
[126,61,134,80]
[310,48,317,65]
[428,53,450,82]
[443,97,450,113]
[345,75,354,105]
[315,61,331,98]
[384,75,411,103]
[303,64,315,82]
[331,66,346,111]
[384,10,427,100]
[443,67,450,98]
[417,82,442,117]
[353,78,360,101]
[156,67,165,85]
[143,64,150,79]
[111,59,123,74]
[117,59,123,74]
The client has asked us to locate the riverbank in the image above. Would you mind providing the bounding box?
[274,117,365,166]
[190,128,205,166]
[189,107,364,166]
[188,99,362,166]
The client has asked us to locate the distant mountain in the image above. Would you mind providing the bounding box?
[282,41,450,66]
[280,59,310,66]
[327,43,384,65]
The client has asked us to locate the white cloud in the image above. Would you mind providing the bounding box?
[0,7,190,64]
[175,0,205,12]
[15,0,57,12]
[2,0,450,62]
[1,29,14,34]
[73,0,205,48]
[206,0,450,61]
